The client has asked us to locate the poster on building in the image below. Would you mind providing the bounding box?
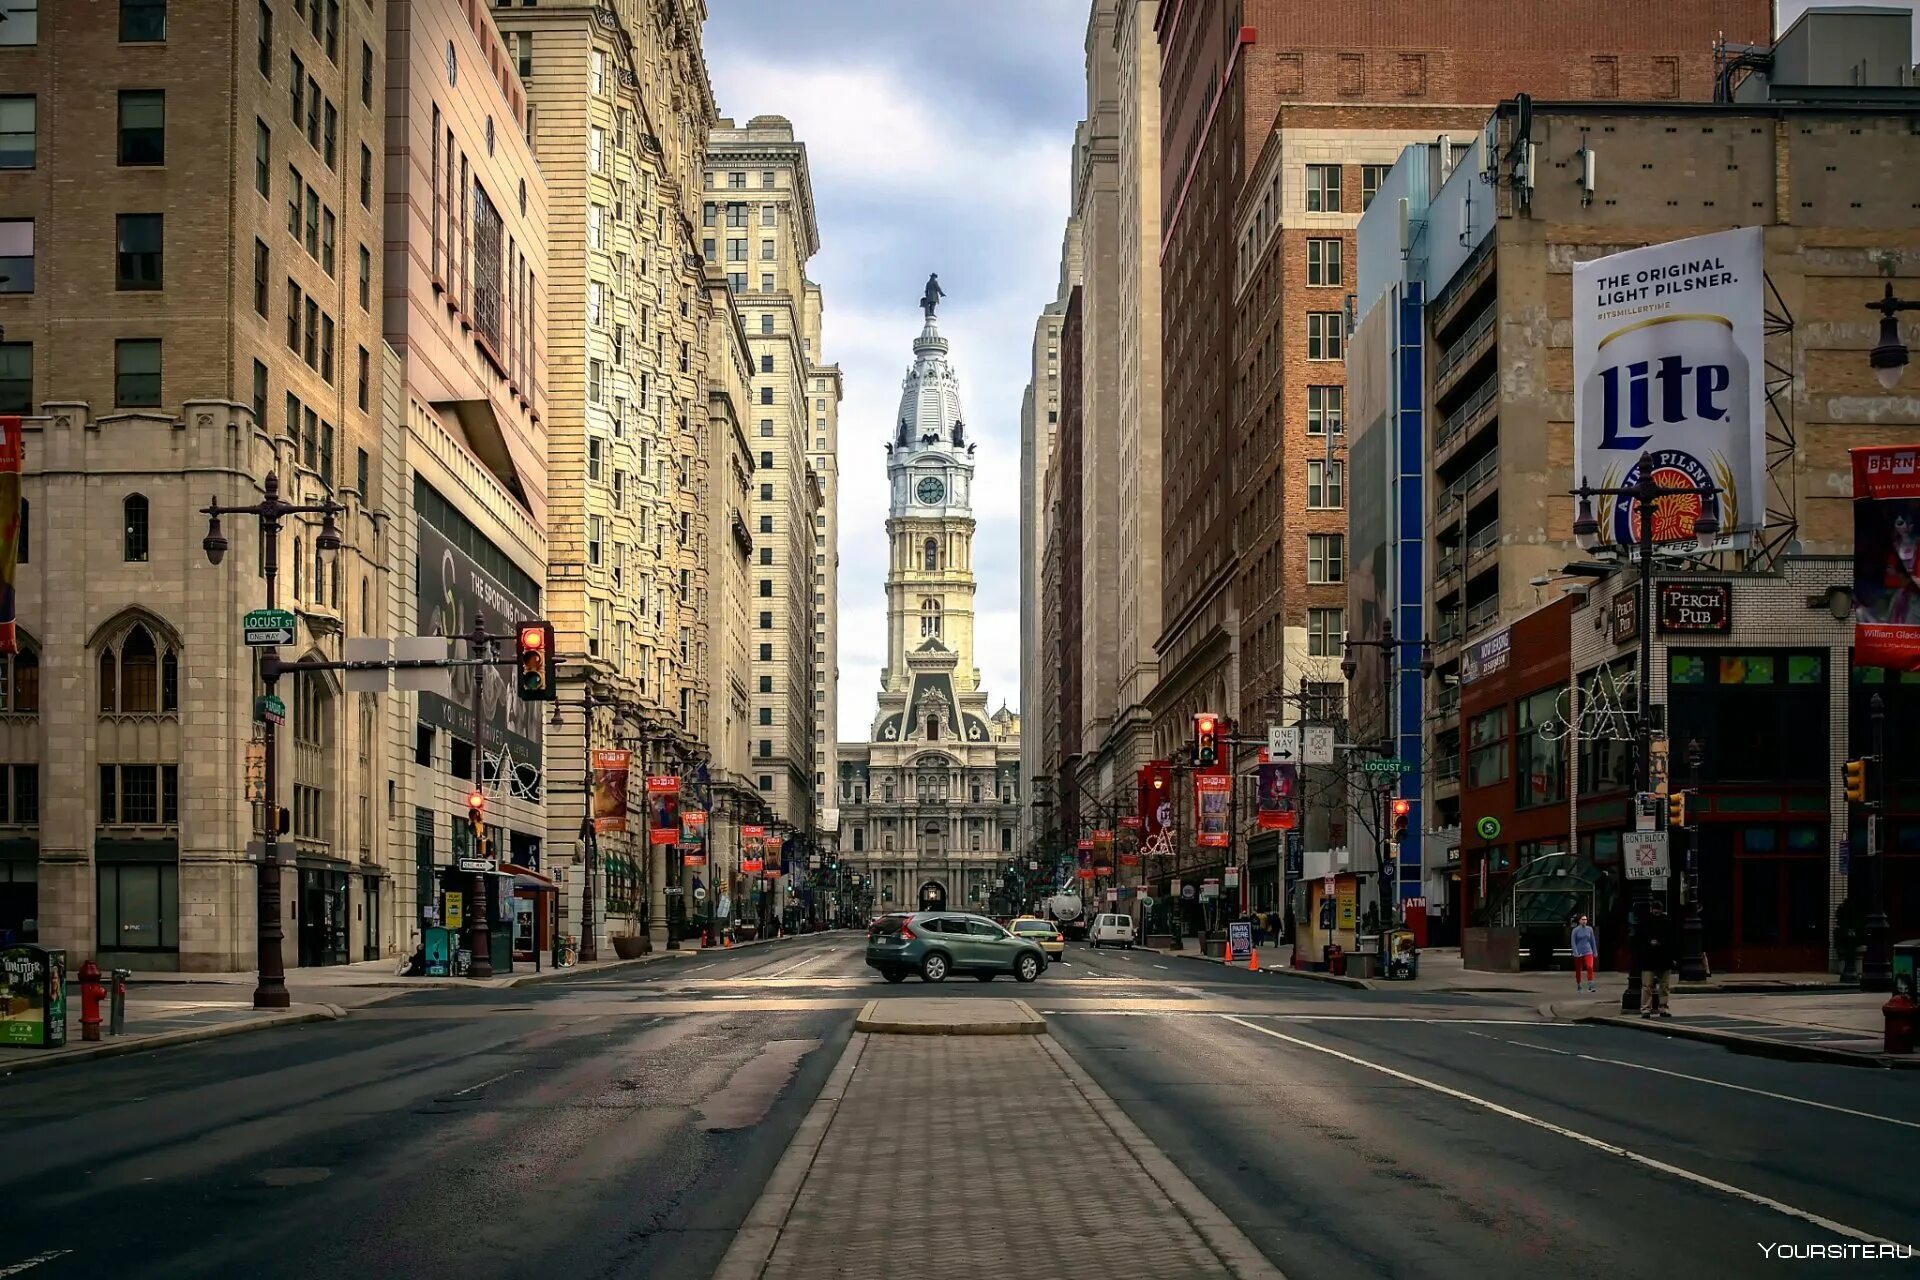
[1573,227,1766,550]
[0,417,23,657]
[1853,445,1920,670]
[646,774,681,845]
[1459,628,1512,686]
[415,512,544,778]
[1118,816,1142,866]
[1256,762,1297,831]
[1195,774,1231,848]
[590,749,631,833]
[680,808,708,853]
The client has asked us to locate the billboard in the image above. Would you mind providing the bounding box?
[415,517,543,767]
[1853,446,1920,670]
[590,749,630,833]
[1573,227,1766,549]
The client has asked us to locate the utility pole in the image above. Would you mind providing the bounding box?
[467,613,495,979]
[1863,693,1893,991]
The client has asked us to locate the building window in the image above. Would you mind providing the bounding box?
[113,213,163,291]
[1467,706,1509,788]
[587,516,602,566]
[759,611,772,629]
[359,143,371,207]
[120,0,166,41]
[322,101,336,168]
[1306,386,1343,435]
[1361,164,1391,211]
[924,537,939,570]
[252,239,271,314]
[1306,237,1342,287]
[115,339,162,406]
[0,96,31,170]
[356,345,369,411]
[361,41,374,106]
[1306,533,1344,584]
[1306,458,1343,509]
[760,313,773,334]
[920,598,941,638]
[252,359,268,424]
[0,342,27,414]
[1307,608,1345,658]
[1515,686,1567,808]
[759,578,772,597]
[0,220,29,293]
[758,775,773,791]
[590,48,605,96]
[257,2,272,75]
[588,359,604,404]
[122,493,151,562]
[97,621,178,715]
[516,31,531,78]
[1307,312,1343,361]
[760,273,774,293]
[589,126,605,173]
[358,244,370,310]
[118,90,165,166]
[1305,163,1342,212]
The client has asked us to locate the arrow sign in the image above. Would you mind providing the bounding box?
[244,608,297,647]
[457,858,492,873]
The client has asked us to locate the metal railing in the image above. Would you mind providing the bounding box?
[1467,595,1501,632]
[1435,377,1498,452]
[1466,519,1501,559]
[1435,306,1496,384]
[1435,610,1464,645]
[1434,755,1462,782]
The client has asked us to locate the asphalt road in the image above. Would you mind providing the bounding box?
[3,932,1915,1280]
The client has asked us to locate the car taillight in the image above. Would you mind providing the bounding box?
[898,923,915,941]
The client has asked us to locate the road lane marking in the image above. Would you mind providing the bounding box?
[684,963,715,973]
[453,1068,523,1096]
[1154,964,1170,970]
[1218,1014,1912,1249]
[762,955,823,979]
[1459,1028,1576,1056]
[0,1252,72,1278]
[1575,1051,1920,1131]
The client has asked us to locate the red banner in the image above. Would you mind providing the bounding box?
[1194,774,1231,848]
[590,750,631,833]
[646,775,681,845]
[0,417,20,656]
[1139,762,1172,839]
[1076,867,1096,880]
[1257,761,1298,831]
[682,852,706,867]
[741,857,764,874]
[1854,445,1920,669]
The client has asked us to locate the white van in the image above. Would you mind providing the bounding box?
[1088,913,1135,948]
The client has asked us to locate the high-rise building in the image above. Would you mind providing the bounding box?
[804,283,843,841]
[704,116,827,843]
[0,0,390,969]
[839,298,1021,913]
[383,0,551,950]
[492,0,718,951]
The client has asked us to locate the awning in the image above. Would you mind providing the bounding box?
[1510,852,1612,928]
[506,864,557,893]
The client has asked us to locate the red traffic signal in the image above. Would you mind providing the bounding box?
[1390,797,1412,841]
[1193,713,1220,767]
[516,620,556,701]
[1390,798,1413,818]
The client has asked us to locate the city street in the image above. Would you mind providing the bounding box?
[2,932,1915,1278]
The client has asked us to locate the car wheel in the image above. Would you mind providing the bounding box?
[1015,953,1041,983]
[921,952,949,983]
[883,969,907,984]
[975,972,995,983]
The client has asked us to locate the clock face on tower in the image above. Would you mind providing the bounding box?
[916,476,946,505]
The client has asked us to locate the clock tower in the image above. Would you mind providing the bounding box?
[882,308,979,695]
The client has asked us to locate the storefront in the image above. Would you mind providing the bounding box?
[95,838,179,970]
[0,838,37,945]
[297,864,351,968]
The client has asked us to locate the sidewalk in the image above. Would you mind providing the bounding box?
[1550,989,1915,1067]
[714,1028,1281,1280]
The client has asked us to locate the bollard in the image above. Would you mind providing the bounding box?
[110,968,130,1036]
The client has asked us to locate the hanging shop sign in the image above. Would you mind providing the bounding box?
[1460,627,1512,686]
[1573,226,1765,552]
[1657,582,1731,634]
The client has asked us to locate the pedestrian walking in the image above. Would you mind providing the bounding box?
[1635,900,1676,1018]
[1570,913,1598,992]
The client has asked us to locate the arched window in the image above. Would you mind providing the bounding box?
[123,494,150,562]
[926,715,939,741]
[0,645,37,714]
[98,618,180,715]
[924,537,939,571]
[920,598,941,638]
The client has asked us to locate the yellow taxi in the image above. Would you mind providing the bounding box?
[1009,916,1066,960]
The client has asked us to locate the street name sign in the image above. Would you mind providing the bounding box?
[243,609,297,647]
[1623,831,1670,880]
[255,694,286,726]
[1361,758,1413,775]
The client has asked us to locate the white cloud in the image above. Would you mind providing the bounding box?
[707,33,1079,740]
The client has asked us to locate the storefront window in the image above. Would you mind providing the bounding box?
[1515,687,1567,809]
[1578,662,1636,795]
[1670,650,1827,784]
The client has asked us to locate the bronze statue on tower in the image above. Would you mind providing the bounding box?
[920,272,945,320]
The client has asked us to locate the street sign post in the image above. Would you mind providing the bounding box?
[243,608,297,647]
[1623,831,1670,880]
[1303,726,1336,765]
[1360,758,1414,775]
[255,694,286,726]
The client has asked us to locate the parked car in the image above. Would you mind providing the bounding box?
[1008,916,1066,960]
[866,912,1048,983]
[1087,913,1135,948]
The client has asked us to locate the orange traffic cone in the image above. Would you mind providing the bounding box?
[724,935,733,949]
[1249,948,1259,972]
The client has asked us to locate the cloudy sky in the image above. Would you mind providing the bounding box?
[705,0,1088,741]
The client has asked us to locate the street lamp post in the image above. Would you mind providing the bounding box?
[1863,693,1894,991]
[201,473,345,1010]
[1341,621,1436,928]
[1678,736,1708,982]
[1572,472,1721,1012]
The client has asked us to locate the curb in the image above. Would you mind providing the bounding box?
[852,998,1046,1036]
[1573,1011,1920,1069]
[1145,947,1374,990]
[0,1005,340,1079]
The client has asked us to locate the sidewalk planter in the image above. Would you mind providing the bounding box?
[1200,935,1226,959]
[1147,933,1176,951]
[611,935,648,960]
[1463,927,1520,972]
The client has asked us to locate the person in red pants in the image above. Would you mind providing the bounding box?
[1571,914,1598,993]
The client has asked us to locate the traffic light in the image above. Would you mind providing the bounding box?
[515,620,556,701]
[1391,797,1412,843]
[1194,713,1220,767]
[467,788,487,856]
[1845,757,1870,805]
[1668,791,1689,829]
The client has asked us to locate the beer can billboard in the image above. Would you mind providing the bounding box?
[1573,227,1766,550]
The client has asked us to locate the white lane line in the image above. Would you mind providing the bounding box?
[684,963,715,974]
[761,956,818,979]
[1218,1014,1911,1249]
[1460,1028,1575,1056]
[1575,1051,1920,1131]
[1154,964,1170,970]
[0,1252,72,1278]
[452,1068,523,1096]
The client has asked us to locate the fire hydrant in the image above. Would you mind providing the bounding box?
[79,959,106,1042]
[1885,992,1916,1056]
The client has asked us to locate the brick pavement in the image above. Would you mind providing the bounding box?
[750,1035,1266,1280]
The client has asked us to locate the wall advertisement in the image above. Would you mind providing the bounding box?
[1853,445,1920,670]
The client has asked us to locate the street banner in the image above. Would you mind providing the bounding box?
[1139,762,1172,839]
[1852,445,1920,670]
[0,417,22,657]
[1573,226,1765,549]
[1256,761,1297,831]
[680,808,708,852]
[741,854,764,874]
[590,750,631,833]
[1092,828,1113,875]
[1195,774,1231,848]
[646,774,681,845]
[1118,818,1141,866]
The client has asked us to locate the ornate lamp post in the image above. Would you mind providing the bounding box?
[201,474,344,1010]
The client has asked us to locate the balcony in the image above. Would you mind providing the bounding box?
[1434,377,1497,468]
[1438,447,1499,523]
[1433,754,1462,797]
[1434,609,1464,647]
[1466,519,1501,566]
[1433,306,1496,399]
[1466,594,1502,634]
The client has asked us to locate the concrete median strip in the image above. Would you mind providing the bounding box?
[852,997,1045,1035]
